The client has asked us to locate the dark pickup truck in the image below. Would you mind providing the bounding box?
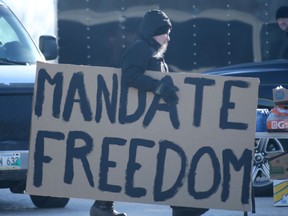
[0,0,69,208]
[204,59,288,196]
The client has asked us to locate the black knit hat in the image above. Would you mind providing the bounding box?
[140,9,172,38]
[276,6,288,20]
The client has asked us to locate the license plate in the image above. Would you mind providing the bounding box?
[0,153,21,169]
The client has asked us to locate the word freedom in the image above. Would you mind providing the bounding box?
[33,130,251,204]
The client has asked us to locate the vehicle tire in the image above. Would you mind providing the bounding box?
[253,183,273,197]
[253,137,285,197]
[30,195,69,208]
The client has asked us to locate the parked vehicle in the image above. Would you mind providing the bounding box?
[203,59,288,196]
[0,0,69,208]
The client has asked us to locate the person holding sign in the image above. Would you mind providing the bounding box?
[121,9,208,216]
[121,9,179,106]
[90,8,177,216]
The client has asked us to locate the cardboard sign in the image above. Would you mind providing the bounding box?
[26,62,259,211]
[270,153,288,180]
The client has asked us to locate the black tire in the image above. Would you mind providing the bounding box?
[253,183,273,197]
[30,195,69,208]
[253,137,285,197]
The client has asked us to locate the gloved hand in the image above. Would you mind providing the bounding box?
[153,80,179,105]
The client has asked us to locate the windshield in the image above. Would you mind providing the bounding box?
[0,5,43,65]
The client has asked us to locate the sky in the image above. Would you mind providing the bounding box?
[3,0,56,45]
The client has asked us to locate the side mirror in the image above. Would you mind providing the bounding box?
[39,35,58,60]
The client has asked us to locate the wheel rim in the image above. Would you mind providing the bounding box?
[253,138,284,188]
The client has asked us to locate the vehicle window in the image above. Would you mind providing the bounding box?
[0,5,42,65]
[0,18,19,43]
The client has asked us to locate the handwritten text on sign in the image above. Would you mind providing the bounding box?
[26,62,259,211]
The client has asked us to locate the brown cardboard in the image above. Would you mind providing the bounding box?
[26,62,259,212]
[273,87,288,104]
[270,153,288,180]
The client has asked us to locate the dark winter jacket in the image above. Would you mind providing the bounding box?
[121,9,172,92]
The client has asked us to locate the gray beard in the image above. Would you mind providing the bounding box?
[153,43,168,58]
